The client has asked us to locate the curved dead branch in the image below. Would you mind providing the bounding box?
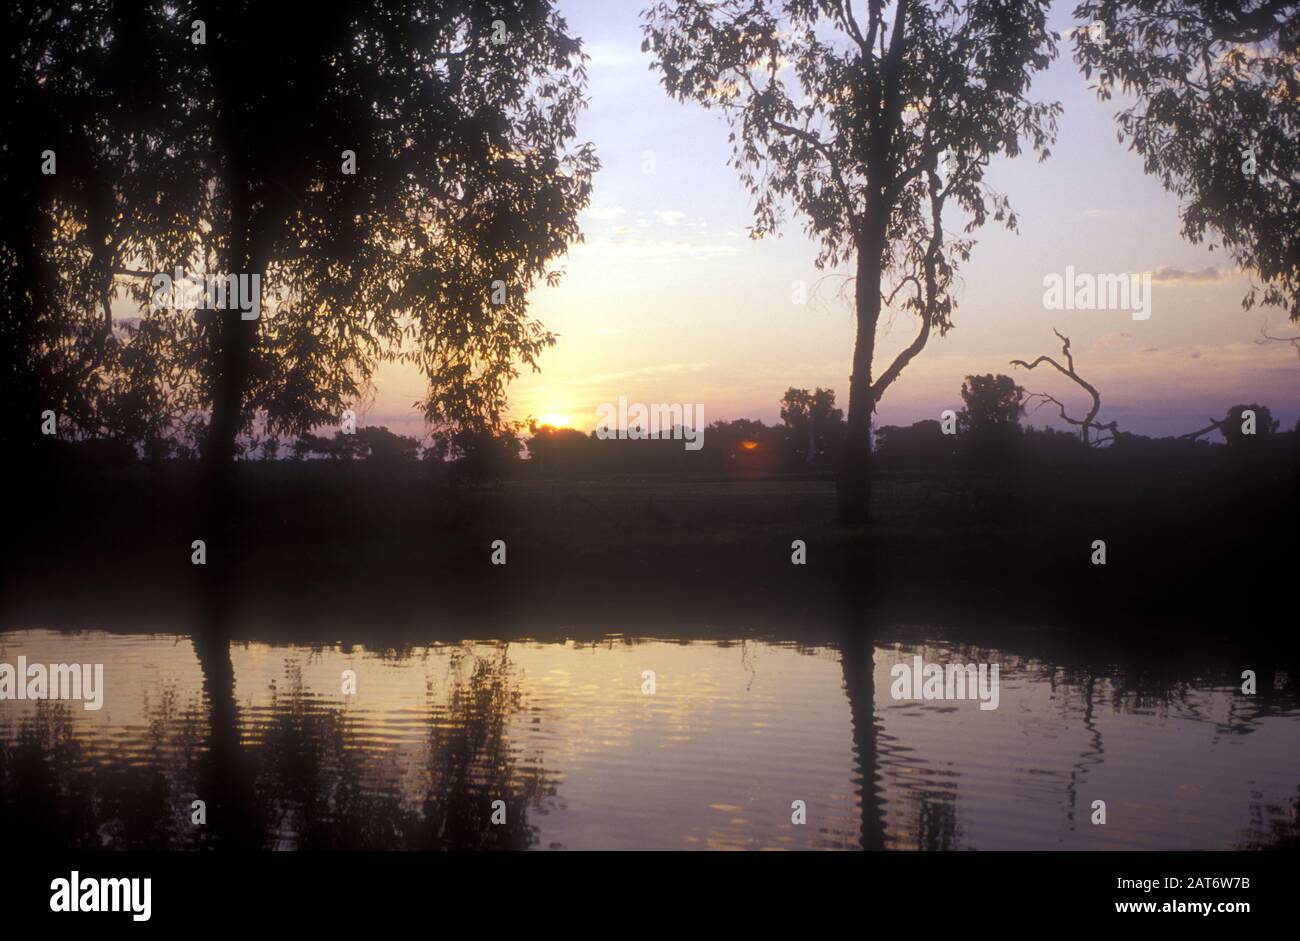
[1011,329,1119,446]
[1178,419,1226,442]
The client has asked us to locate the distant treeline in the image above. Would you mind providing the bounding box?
[34,380,1300,482]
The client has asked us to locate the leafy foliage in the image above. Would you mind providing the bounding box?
[1074,0,1300,319]
[1,0,596,458]
[641,0,1060,338]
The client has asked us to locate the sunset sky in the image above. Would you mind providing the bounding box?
[359,0,1299,441]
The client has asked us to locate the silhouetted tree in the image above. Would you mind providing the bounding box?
[1182,402,1280,446]
[1222,403,1281,446]
[2,1,597,489]
[1073,0,1300,319]
[957,374,1025,434]
[356,426,420,464]
[643,0,1060,521]
[780,387,845,468]
[526,425,594,476]
[957,373,1025,482]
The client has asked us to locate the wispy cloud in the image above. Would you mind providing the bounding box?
[1149,265,1235,284]
[558,362,710,388]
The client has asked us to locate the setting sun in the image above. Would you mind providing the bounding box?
[534,412,576,429]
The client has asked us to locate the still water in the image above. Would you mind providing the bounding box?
[1,629,1295,850]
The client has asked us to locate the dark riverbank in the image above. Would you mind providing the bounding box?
[4,459,1294,657]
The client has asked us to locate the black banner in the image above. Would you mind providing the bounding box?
[11,851,1285,928]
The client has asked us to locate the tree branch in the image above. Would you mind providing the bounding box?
[872,165,944,402]
[769,117,853,206]
[1011,329,1112,445]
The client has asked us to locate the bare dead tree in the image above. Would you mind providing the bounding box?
[1010,329,1120,447]
[1012,328,1284,447]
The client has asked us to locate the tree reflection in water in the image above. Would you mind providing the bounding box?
[0,632,553,850]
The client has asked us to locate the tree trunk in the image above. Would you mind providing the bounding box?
[200,41,262,545]
[837,228,884,524]
[204,298,247,473]
[200,180,259,554]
